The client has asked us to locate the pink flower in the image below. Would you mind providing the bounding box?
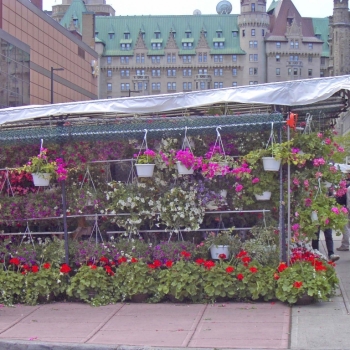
[293,178,300,186]
[338,147,345,153]
[304,198,312,207]
[292,224,300,231]
[235,184,243,192]
[325,138,331,145]
[304,180,309,188]
[315,172,323,179]
[317,133,323,138]
[313,158,326,166]
[341,207,348,214]
[291,148,300,154]
[295,212,299,217]
[252,178,260,184]
[331,207,340,215]
[325,218,330,225]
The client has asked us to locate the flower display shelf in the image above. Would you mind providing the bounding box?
[262,157,281,171]
[210,245,230,260]
[135,164,155,177]
[255,191,272,201]
[176,161,194,175]
[32,173,51,186]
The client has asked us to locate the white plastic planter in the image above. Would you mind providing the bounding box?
[262,157,281,171]
[311,211,318,222]
[135,164,155,177]
[176,161,194,175]
[324,181,332,188]
[210,245,230,260]
[32,173,51,186]
[254,191,272,201]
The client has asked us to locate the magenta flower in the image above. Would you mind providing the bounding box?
[331,207,340,215]
[313,158,326,166]
[338,147,345,153]
[291,224,300,231]
[235,184,243,192]
[304,198,312,207]
[293,178,300,186]
[252,177,260,184]
[304,180,309,188]
[341,207,348,214]
[317,133,323,138]
[325,138,331,145]
[291,148,300,154]
[325,218,330,225]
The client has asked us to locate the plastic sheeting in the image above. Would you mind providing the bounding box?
[0,75,350,126]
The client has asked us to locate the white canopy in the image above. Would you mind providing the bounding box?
[1,75,350,126]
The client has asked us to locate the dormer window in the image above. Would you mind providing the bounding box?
[315,34,321,39]
[142,33,145,40]
[232,31,238,37]
[251,3,255,12]
[204,31,207,38]
[109,33,115,39]
[217,31,223,38]
[155,32,161,39]
[124,33,130,39]
[186,32,191,38]
[73,19,78,26]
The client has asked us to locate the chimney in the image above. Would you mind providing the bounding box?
[30,0,43,11]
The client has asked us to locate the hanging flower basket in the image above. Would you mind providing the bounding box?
[135,164,155,177]
[176,161,194,175]
[262,157,281,171]
[254,191,272,201]
[210,245,230,260]
[32,173,51,186]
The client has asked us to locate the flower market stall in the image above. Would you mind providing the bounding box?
[0,75,349,306]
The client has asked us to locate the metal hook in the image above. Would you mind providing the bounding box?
[40,139,43,152]
[143,129,148,140]
[216,126,222,137]
[184,126,188,138]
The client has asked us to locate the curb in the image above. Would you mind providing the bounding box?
[0,340,274,350]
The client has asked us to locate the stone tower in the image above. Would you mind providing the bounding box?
[329,0,350,76]
[237,0,270,85]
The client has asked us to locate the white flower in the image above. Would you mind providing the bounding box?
[57,279,61,283]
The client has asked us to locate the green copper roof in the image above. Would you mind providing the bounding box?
[95,15,245,56]
[312,17,330,57]
[267,0,280,14]
[60,0,87,33]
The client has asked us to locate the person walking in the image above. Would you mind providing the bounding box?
[312,227,340,262]
[337,179,350,251]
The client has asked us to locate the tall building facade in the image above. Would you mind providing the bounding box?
[55,0,333,99]
[0,0,98,108]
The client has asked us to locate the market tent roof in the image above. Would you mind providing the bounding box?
[0,75,350,126]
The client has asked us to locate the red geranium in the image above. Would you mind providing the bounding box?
[181,251,191,258]
[218,253,226,260]
[9,258,20,266]
[153,260,162,268]
[31,265,39,273]
[90,265,97,270]
[99,256,109,264]
[60,264,71,274]
[293,281,303,289]
[236,250,248,258]
[237,273,244,281]
[195,258,205,265]
[22,264,30,271]
[131,257,138,263]
[104,265,115,276]
[118,256,127,264]
[225,266,234,273]
[165,260,173,268]
[203,260,215,270]
[241,256,251,266]
[249,266,258,274]
[315,264,327,272]
[148,263,156,269]
[277,262,288,273]
[273,273,280,280]
[42,262,51,269]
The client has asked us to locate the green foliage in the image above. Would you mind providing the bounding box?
[275,261,338,304]
[67,266,116,306]
[0,270,25,305]
[157,260,204,302]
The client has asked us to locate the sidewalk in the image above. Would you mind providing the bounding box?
[0,236,349,350]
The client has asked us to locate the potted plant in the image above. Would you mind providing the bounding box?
[249,172,277,201]
[174,148,201,175]
[20,147,65,186]
[134,149,157,177]
[204,229,234,260]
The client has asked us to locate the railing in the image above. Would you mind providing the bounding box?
[195,74,211,80]
[287,61,303,67]
[132,75,150,80]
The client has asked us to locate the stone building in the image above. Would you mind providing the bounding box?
[53,0,332,99]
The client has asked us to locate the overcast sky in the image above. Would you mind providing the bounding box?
[42,0,334,18]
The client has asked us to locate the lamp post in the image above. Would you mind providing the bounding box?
[50,67,64,104]
[50,67,69,264]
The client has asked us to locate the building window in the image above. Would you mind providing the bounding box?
[308,43,313,50]
[276,68,280,76]
[107,83,112,91]
[288,68,292,75]
[121,43,131,51]
[232,68,237,76]
[251,29,256,36]
[152,43,162,50]
[232,31,238,37]
[214,82,223,89]
[214,55,223,62]
[232,55,237,62]
[276,55,280,62]
[200,82,206,90]
[308,55,313,63]
[249,41,258,48]
[121,83,130,91]
[183,82,192,91]
[167,82,176,91]
[109,33,114,40]
[321,57,326,65]
[136,69,145,75]
[293,68,298,76]
[183,69,192,76]
[262,29,265,37]
[120,70,130,77]
[232,82,237,87]
[152,83,161,91]
[251,3,255,11]
[124,33,130,39]
[308,69,313,77]
[320,70,324,77]
[151,56,161,64]
[155,32,161,39]
[167,69,176,77]
[198,69,208,74]
[249,54,258,62]
[276,42,281,49]
[120,56,129,64]
[107,56,112,64]
[290,40,294,48]
[167,54,172,63]
[183,55,192,63]
[151,69,161,77]
[242,29,245,37]
[214,68,223,76]
[295,40,299,49]
[107,70,112,77]
[203,53,207,62]
[249,67,258,75]
[136,54,145,63]
[198,53,202,62]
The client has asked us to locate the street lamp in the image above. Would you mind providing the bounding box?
[50,67,64,104]
[50,67,68,263]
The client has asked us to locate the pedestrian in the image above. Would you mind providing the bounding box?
[312,227,340,262]
[337,172,350,251]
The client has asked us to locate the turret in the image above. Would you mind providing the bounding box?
[240,0,267,14]
[333,0,349,23]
